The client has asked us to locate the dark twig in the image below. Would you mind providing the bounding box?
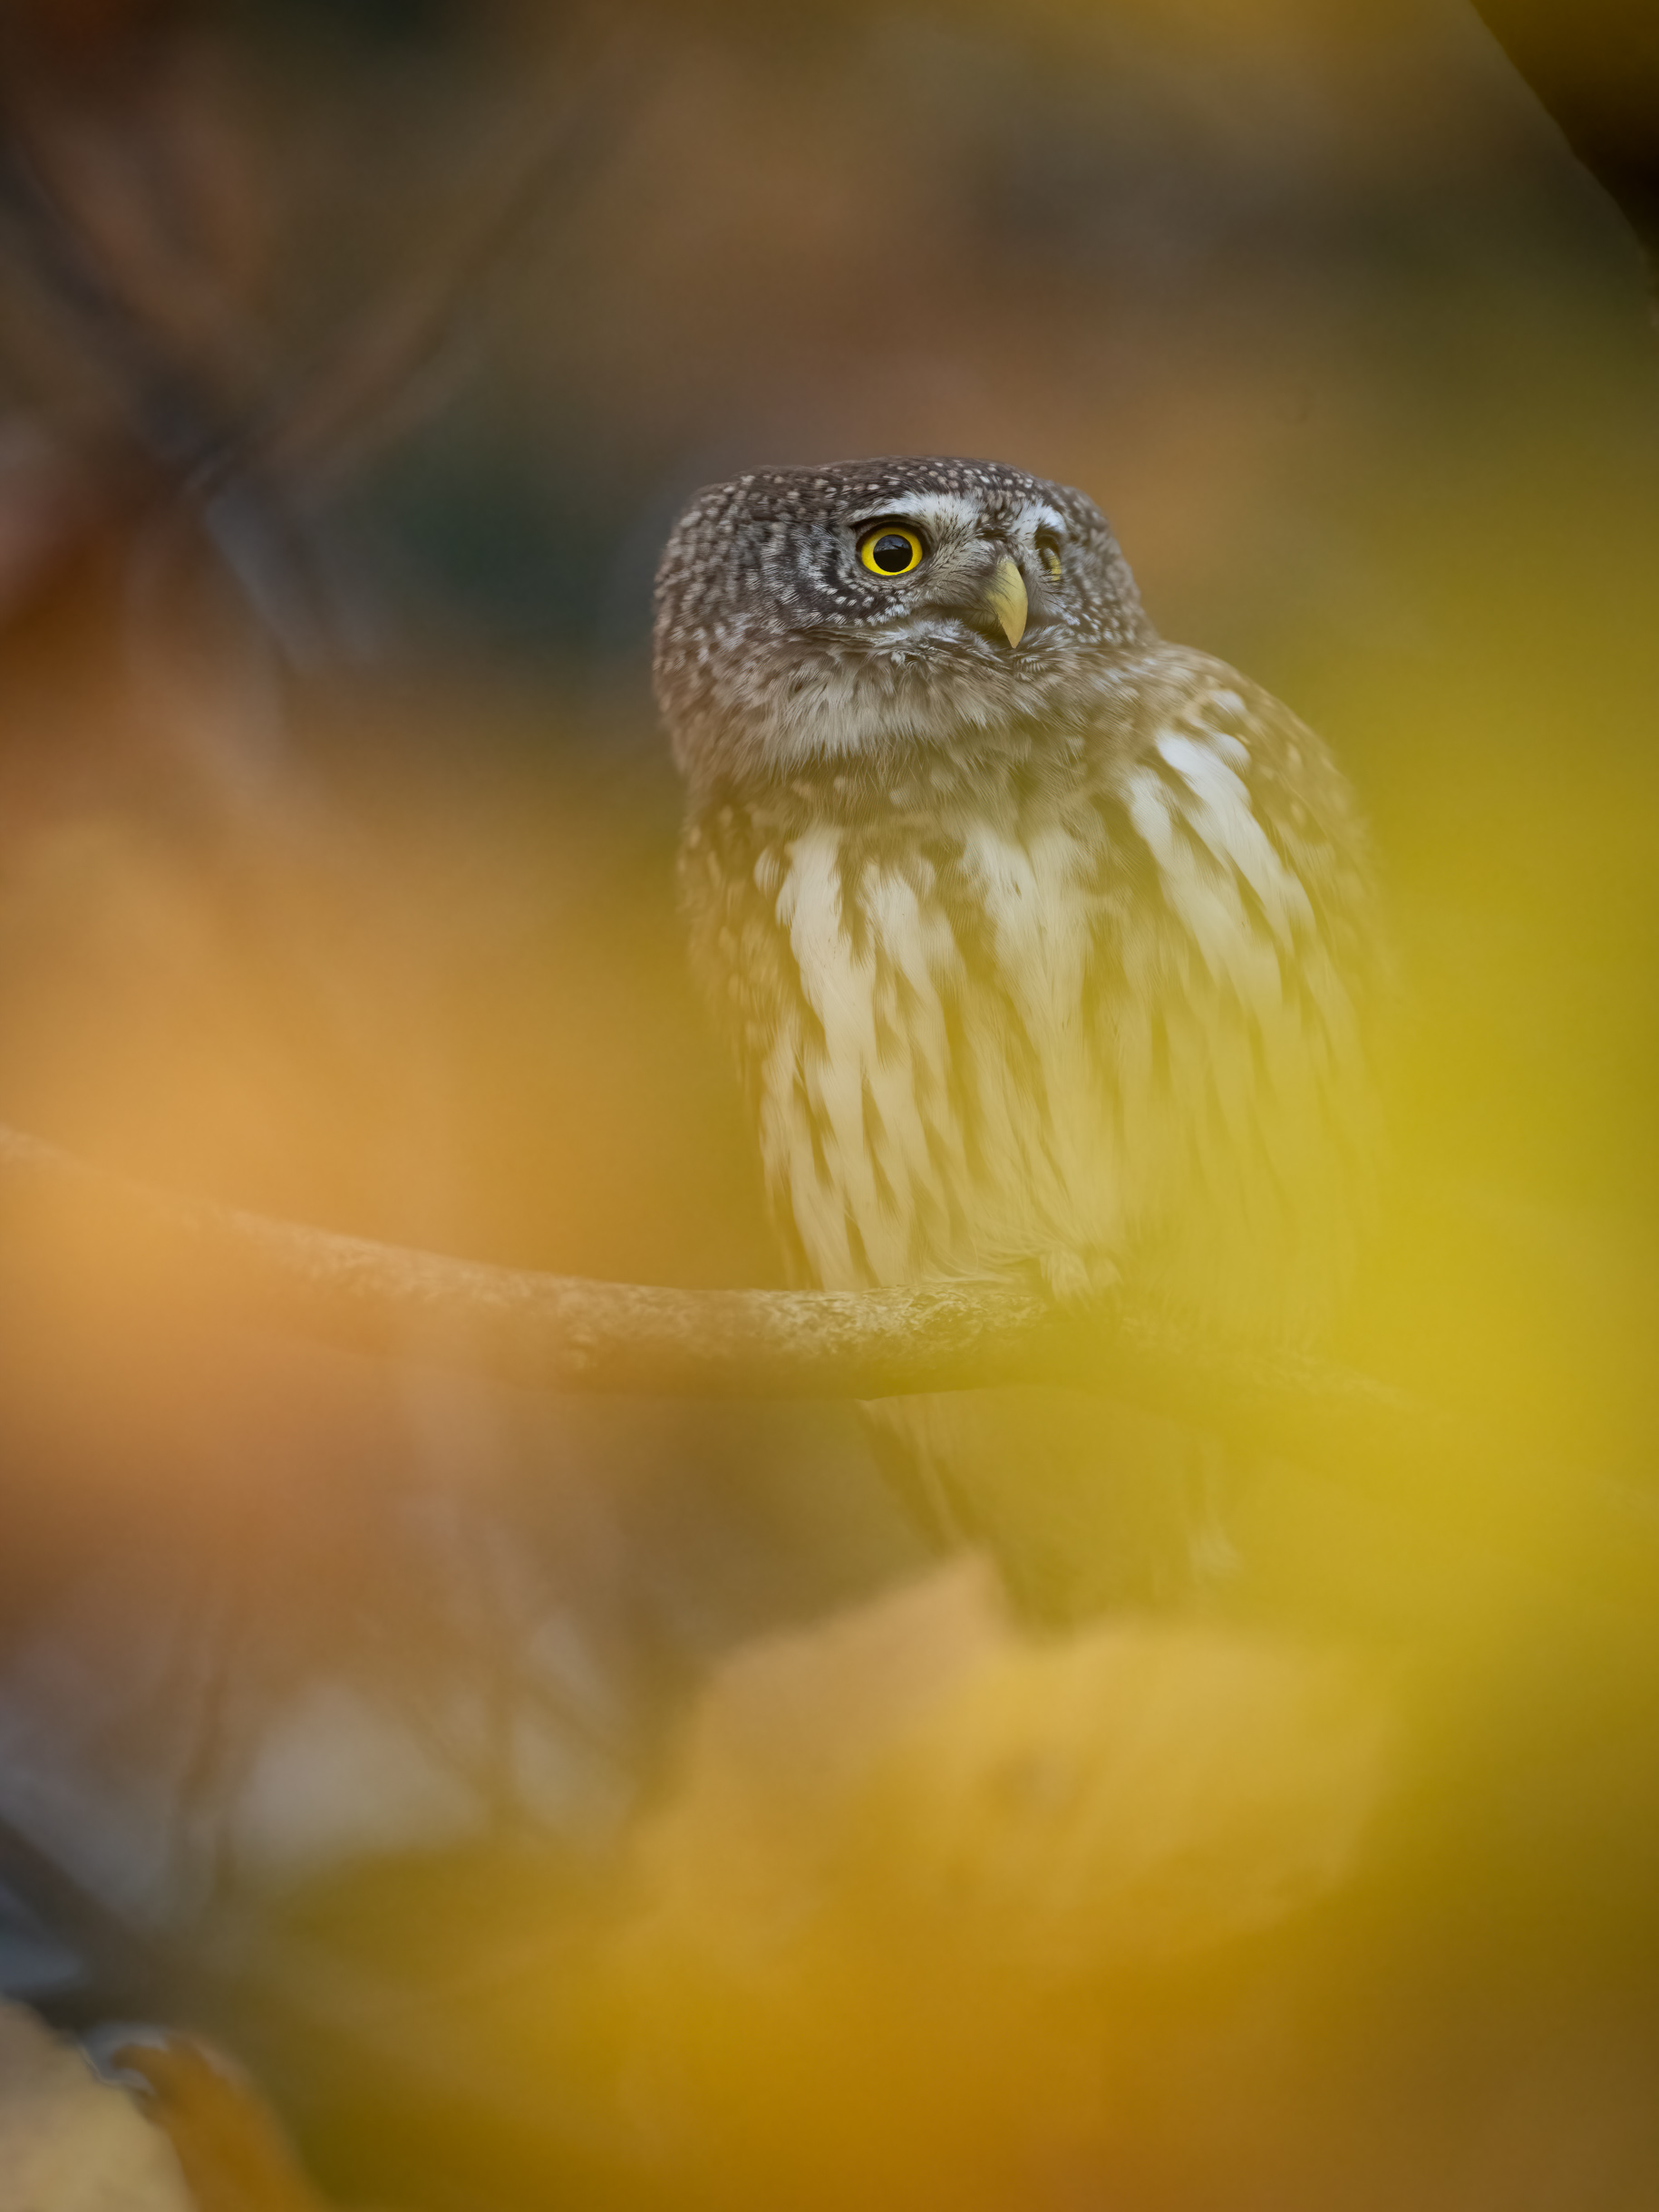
[1470,0,1659,291]
[0,1805,623,2186]
[256,11,658,486]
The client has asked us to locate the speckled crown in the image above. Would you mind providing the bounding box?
[653,455,1152,788]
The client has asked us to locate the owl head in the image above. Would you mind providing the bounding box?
[653,456,1154,792]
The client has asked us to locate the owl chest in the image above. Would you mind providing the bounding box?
[692,693,1375,1332]
[742,819,1120,1290]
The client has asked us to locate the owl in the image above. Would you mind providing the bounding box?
[654,457,1382,1619]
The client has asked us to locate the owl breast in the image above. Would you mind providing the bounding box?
[684,655,1379,1347]
[762,814,1113,1290]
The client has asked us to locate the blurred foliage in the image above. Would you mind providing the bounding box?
[0,0,1654,2206]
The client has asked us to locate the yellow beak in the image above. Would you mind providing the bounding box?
[983,556,1029,647]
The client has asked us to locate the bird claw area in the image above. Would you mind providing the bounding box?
[1036,1246,1121,1306]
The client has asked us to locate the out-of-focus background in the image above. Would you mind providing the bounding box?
[0,1,1656,2206]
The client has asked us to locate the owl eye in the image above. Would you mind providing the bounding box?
[858,526,925,577]
[1037,536,1063,579]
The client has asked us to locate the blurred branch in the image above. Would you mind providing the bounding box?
[0,1806,620,2196]
[257,10,657,485]
[1470,0,1659,287]
[0,3,655,484]
[0,1120,1424,1417]
[0,2,656,655]
[3,1121,1658,1615]
[0,1808,176,2019]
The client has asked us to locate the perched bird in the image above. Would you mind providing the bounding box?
[654,457,1382,1618]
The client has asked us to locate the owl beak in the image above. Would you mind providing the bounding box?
[982,556,1029,648]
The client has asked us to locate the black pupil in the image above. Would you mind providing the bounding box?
[870,533,915,573]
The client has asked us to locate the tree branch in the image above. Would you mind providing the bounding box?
[0,1120,1409,1418]
[2,1121,1655,1611]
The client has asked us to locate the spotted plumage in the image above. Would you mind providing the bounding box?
[655,457,1382,1615]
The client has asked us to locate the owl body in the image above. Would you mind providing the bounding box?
[656,459,1381,1612]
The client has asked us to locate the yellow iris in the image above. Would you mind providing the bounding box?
[858,526,925,577]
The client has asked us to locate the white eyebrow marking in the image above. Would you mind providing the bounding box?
[1021,502,1068,537]
[848,491,979,530]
